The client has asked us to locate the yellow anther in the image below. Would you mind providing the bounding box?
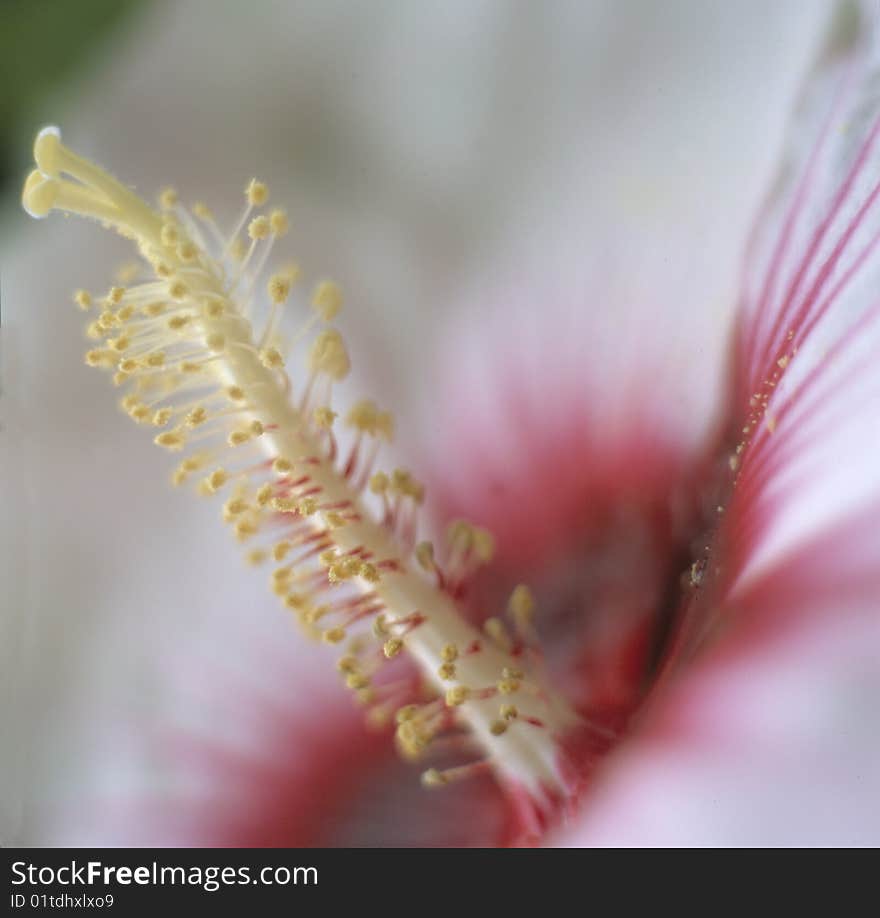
[177,241,198,262]
[152,408,172,427]
[484,617,513,652]
[445,686,470,707]
[246,549,267,566]
[206,332,226,353]
[246,178,268,206]
[297,497,318,516]
[369,472,389,494]
[160,223,179,247]
[180,361,201,374]
[227,385,246,402]
[192,202,213,220]
[508,584,535,624]
[472,528,495,564]
[395,705,419,724]
[323,627,347,645]
[168,280,188,301]
[437,662,456,681]
[249,419,265,437]
[490,720,509,737]
[84,349,113,368]
[117,358,138,373]
[228,429,251,447]
[271,497,297,513]
[267,273,291,305]
[259,347,284,369]
[107,286,125,305]
[255,483,273,507]
[234,518,258,542]
[336,655,359,674]
[346,399,378,434]
[112,371,129,387]
[415,541,435,571]
[185,406,208,427]
[205,468,228,493]
[308,329,350,380]
[269,208,289,237]
[383,638,404,658]
[440,644,458,663]
[129,404,150,423]
[421,768,448,788]
[86,321,102,339]
[358,562,380,583]
[145,351,166,367]
[154,430,185,451]
[314,406,337,429]
[284,593,309,612]
[203,298,225,318]
[500,704,518,721]
[346,672,371,691]
[248,215,270,240]
[158,187,179,210]
[167,314,191,331]
[117,305,135,322]
[323,511,346,529]
[182,455,205,473]
[143,301,165,317]
[497,678,521,695]
[272,457,293,475]
[97,309,118,329]
[223,497,248,518]
[272,541,292,562]
[311,280,342,322]
[73,289,92,310]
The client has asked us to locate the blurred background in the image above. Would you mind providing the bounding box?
[1,0,833,845]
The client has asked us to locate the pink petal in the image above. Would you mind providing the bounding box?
[553,3,880,844]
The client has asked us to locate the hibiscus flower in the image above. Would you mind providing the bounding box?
[11,1,877,847]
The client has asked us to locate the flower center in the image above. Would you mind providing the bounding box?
[22,127,588,835]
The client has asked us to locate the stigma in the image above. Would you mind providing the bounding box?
[22,126,584,832]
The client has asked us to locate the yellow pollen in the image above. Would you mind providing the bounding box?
[308,329,351,380]
[415,541,435,571]
[445,686,470,707]
[246,178,269,206]
[158,187,178,209]
[259,347,284,369]
[311,280,342,322]
[437,662,456,681]
[73,289,92,310]
[248,216,270,240]
[154,430,185,451]
[269,209,289,237]
[267,273,291,304]
[369,472,389,494]
[323,627,347,645]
